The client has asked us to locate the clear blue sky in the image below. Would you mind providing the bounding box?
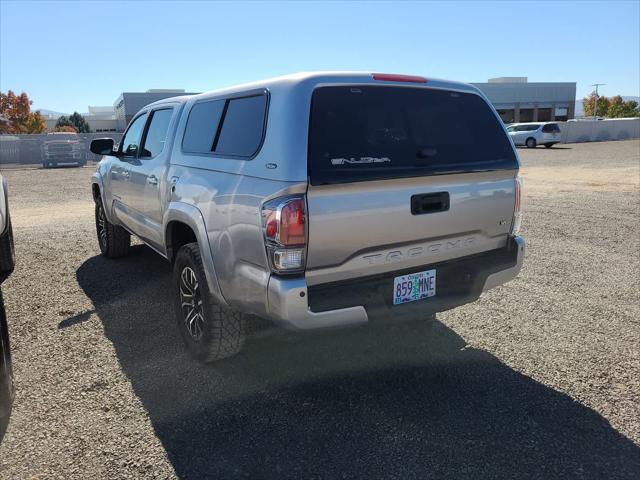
[1,0,639,113]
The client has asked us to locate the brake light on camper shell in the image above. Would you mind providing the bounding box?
[262,196,306,274]
[372,73,427,83]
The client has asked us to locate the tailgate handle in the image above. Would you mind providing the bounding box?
[411,192,450,215]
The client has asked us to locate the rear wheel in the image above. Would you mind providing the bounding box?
[173,243,245,362]
[526,137,537,148]
[95,199,130,258]
[544,143,553,148]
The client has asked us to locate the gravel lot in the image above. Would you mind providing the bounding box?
[0,140,639,479]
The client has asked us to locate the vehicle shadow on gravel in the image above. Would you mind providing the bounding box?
[74,246,640,480]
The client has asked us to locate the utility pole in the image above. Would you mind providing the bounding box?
[590,83,606,119]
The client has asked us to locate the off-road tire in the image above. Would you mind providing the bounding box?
[0,288,13,443]
[526,137,537,148]
[173,242,245,362]
[95,199,130,258]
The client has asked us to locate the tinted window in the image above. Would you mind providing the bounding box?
[521,124,541,131]
[308,86,518,185]
[141,109,173,158]
[119,113,148,156]
[542,123,560,133]
[182,100,225,153]
[214,95,267,157]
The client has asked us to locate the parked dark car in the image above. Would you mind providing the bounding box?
[0,175,16,443]
[41,132,86,168]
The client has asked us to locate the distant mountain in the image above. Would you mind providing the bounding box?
[35,109,68,117]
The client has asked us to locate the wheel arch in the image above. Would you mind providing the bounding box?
[91,173,116,222]
[163,203,228,307]
[165,220,197,263]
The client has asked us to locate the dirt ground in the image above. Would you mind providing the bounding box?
[0,140,638,479]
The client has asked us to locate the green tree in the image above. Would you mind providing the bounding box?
[69,111,91,133]
[620,100,640,117]
[583,91,611,117]
[55,115,72,129]
[607,95,640,118]
[56,112,91,132]
[583,91,639,118]
[0,90,46,133]
[24,111,46,133]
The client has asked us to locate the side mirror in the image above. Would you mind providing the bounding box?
[90,138,116,156]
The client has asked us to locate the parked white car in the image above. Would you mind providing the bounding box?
[507,122,561,148]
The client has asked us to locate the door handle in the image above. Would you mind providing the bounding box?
[147,175,158,186]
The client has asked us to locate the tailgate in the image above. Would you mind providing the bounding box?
[305,84,519,286]
[305,171,516,285]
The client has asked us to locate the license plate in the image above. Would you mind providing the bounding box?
[393,269,436,305]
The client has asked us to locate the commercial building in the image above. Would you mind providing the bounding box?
[40,78,577,133]
[41,106,119,132]
[472,77,577,123]
[84,106,118,132]
[113,89,199,131]
[111,79,576,129]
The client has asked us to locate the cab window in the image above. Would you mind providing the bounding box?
[141,109,173,158]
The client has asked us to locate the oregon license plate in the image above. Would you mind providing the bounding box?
[393,269,436,305]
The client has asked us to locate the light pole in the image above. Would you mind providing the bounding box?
[590,83,606,119]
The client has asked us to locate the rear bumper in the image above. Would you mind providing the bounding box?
[266,236,524,330]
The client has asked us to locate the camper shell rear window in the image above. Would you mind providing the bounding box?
[308,86,518,185]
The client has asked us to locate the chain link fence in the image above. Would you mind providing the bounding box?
[0,133,123,168]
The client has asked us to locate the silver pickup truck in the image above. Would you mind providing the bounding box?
[90,72,524,362]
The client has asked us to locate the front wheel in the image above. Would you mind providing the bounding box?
[526,137,537,148]
[0,289,13,443]
[173,243,245,362]
[95,199,130,258]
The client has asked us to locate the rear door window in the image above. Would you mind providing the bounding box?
[542,123,560,133]
[214,95,268,157]
[182,100,225,153]
[308,86,518,185]
[140,108,173,158]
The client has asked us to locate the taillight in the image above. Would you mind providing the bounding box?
[372,73,427,83]
[262,196,306,274]
[511,175,523,236]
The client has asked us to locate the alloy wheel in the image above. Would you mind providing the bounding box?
[180,266,204,341]
[96,205,107,250]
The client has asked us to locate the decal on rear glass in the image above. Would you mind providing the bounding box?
[330,157,391,166]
